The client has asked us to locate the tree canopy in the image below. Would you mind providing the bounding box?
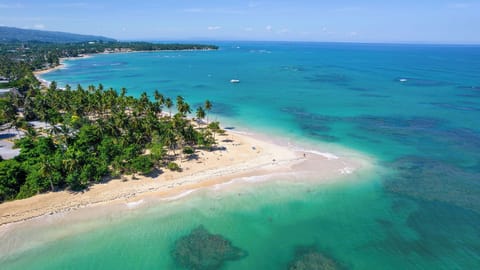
[0,84,218,202]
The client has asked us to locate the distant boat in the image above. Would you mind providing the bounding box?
[230,79,240,83]
[399,78,408,82]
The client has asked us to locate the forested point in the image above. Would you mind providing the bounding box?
[0,82,221,202]
[0,40,221,202]
[0,41,218,74]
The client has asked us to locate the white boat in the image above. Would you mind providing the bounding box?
[230,79,240,83]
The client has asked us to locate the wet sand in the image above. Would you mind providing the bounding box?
[0,130,369,227]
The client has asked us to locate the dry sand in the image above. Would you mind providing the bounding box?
[0,130,369,227]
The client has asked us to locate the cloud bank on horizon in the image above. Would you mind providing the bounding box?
[0,0,479,44]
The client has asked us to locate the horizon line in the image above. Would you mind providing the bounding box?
[119,38,480,47]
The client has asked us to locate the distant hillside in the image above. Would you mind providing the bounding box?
[0,26,116,43]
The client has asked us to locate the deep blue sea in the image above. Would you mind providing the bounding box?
[3,42,480,269]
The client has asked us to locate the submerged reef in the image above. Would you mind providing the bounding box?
[288,246,342,270]
[385,156,480,213]
[172,226,247,270]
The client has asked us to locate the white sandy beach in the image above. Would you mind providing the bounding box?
[5,53,376,230]
[0,129,369,227]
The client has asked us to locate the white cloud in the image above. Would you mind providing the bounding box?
[348,31,358,37]
[207,26,221,31]
[265,25,272,31]
[277,28,289,34]
[33,24,46,30]
[244,27,254,32]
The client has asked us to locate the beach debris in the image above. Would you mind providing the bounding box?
[172,225,247,270]
[288,246,342,270]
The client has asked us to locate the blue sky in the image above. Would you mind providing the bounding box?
[0,0,479,44]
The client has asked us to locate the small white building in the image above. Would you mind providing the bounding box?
[0,88,21,97]
[0,76,9,84]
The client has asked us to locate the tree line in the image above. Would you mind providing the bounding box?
[0,40,221,202]
[0,41,218,74]
[0,82,221,202]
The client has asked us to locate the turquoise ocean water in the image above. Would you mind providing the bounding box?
[2,42,480,269]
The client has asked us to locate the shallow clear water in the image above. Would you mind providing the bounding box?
[3,42,480,269]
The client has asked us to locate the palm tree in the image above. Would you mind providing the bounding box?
[40,158,56,192]
[178,102,191,117]
[154,90,164,104]
[207,121,221,143]
[139,92,150,116]
[176,95,184,115]
[196,106,206,125]
[162,127,178,156]
[204,100,212,123]
[165,98,173,117]
[153,90,164,117]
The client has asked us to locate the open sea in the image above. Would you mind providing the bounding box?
[3,42,480,269]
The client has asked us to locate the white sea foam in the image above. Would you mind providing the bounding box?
[339,167,355,174]
[241,174,278,183]
[162,190,196,201]
[303,150,340,160]
[211,174,274,190]
[227,130,253,136]
[212,179,240,190]
[125,199,144,209]
[212,172,296,191]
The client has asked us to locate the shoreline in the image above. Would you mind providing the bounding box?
[13,52,375,229]
[0,129,372,227]
[33,48,218,87]
[33,54,92,87]
[21,51,376,231]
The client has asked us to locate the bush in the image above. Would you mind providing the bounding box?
[167,162,181,172]
[183,146,195,155]
[131,155,154,175]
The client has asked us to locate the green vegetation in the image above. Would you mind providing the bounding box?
[0,40,218,72]
[0,39,220,202]
[167,162,181,172]
[183,146,195,155]
[0,84,218,202]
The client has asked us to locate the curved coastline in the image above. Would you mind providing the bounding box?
[4,54,377,227]
[0,127,374,227]
[0,128,375,261]
[33,54,92,87]
[1,53,376,261]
